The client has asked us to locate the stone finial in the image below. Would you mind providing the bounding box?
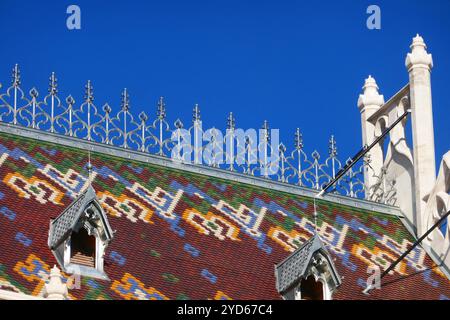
[405,34,433,71]
[357,75,385,112]
[43,265,68,300]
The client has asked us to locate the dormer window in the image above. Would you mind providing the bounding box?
[48,185,114,280]
[298,275,324,300]
[275,235,341,300]
[70,227,96,267]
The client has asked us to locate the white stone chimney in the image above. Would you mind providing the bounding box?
[405,34,437,236]
[357,75,385,191]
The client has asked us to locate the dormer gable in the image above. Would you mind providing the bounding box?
[275,235,341,300]
[48,185,114,280]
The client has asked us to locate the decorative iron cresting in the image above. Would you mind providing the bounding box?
[0,65,396,204]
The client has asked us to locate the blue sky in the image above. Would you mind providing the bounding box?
[0,0,449,169]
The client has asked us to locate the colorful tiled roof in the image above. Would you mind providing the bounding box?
[1,131,450,300]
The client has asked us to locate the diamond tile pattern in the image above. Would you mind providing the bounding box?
[1,131,450,300]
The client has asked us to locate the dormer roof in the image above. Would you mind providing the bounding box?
[48,185,114,250]
[275,234,341,295]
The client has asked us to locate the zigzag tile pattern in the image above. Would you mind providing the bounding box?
[0,132,450,300]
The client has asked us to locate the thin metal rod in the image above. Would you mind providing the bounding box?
[363,209,450,294]
[313,196,319,234]
[380,209,450,280]
[320,109,411,195]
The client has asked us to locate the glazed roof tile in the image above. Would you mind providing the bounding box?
[0,131,449,300]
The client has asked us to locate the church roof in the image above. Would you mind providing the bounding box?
[1,130,450,300]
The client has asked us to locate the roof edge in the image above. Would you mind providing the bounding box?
[397,214,450,281]
[0,122,402,217]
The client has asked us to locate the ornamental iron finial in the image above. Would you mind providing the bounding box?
[121,88,130,111]
[139,111,148,123]
[85,80,94,103]
[193,103,201,122]
[294,128,303,150]
[49,72,58,96]
[102,103,111,114]
[227,112,235,130]
[66,95,75,106]
[329,135,337,157]
[175,118,184,129]
[261,120,270,143]
[12,64,20,87]
[30,87,39,98]
[157,96,166,120]
[312,150,320,160]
